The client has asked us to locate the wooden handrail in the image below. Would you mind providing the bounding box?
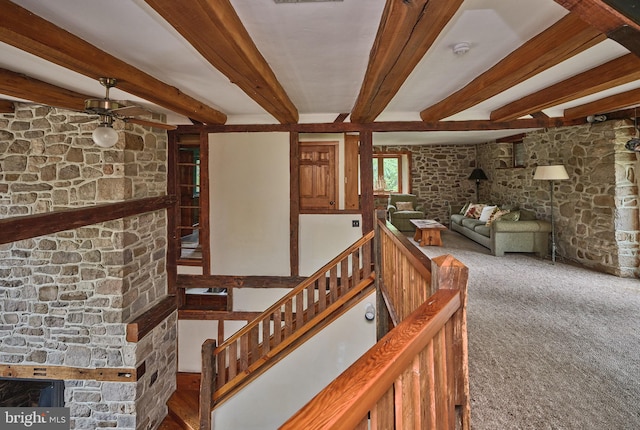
[207,231,375,409]
[215,230,374,353]
[280,289,461,430]
[213,274,376,403]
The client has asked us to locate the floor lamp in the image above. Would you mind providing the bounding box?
[469,168,488,202]
[533,165,569,263]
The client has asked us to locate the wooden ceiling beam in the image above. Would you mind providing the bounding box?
[554,0,640,56]
[350,0,464,123]
[0,0,226,124]
[564,87,640,119]
[420,13,605,122]
[0,99,15,113]
[0,68,88,112]
[174,117,583,135]
[490,53,640,122]
[144,0,298,124]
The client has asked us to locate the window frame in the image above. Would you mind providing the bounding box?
[372,151,410,197]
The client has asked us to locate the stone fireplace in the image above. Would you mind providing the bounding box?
[0,104,177,429]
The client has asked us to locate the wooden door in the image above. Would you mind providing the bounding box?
[299,142,338,210]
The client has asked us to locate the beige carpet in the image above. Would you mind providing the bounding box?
[411,230,640,430]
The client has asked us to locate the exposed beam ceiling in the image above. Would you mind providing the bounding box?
[0,68,88,111]
[563,88,640,119]
[143,0,298,124]
[0,0,638,145]
[0,0,227,124]
[419,13,605,122]
[554,0,640,56]
[490,53,640,122]
[350,0,464,123]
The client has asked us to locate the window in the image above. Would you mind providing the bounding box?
[373,153,403,195]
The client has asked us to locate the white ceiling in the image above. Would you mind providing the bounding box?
[1,0,638,145]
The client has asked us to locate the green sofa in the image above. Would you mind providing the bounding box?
[449,204,552,257]
[387,193,425,232]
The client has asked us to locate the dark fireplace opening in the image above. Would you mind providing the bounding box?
[0,378,65,407]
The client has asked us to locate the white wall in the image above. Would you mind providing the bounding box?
[209,132,291,276]
[299,214,364,276]
[212,292,377,430]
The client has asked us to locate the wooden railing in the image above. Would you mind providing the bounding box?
[280,218,470,429]
[199,231,375,429]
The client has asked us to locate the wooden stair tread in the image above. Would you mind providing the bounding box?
[158,413,184,430]
[167,389,200,430]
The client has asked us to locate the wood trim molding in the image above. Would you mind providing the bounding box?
[0,363,145,382]
[177,274,307,289]
[290,131,300,277]
[126,295,178,342]
[0,195,176,245]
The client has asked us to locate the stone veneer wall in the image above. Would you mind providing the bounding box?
[477,120,639,277]
[375,144,477,223]
[0,104,176,429]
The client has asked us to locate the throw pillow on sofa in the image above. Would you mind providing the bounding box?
[478,205,497,222]
[486,209,510,226]
[460,202,471,214]
[500,210,521,222]
[464,203,485,219]
[395,201,414,211]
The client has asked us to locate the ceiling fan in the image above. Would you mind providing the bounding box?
[79,77,177,147]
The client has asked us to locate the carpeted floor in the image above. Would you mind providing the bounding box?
[411,230,640,430]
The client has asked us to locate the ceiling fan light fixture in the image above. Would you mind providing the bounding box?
[92,124,119,148]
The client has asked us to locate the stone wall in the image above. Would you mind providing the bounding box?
[477,121,639,277]
[375,144,477,223]
[0,104,175,429]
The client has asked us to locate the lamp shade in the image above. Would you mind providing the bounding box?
[92,126,119,148]
[533,165,568,181]
[468,168,488,181]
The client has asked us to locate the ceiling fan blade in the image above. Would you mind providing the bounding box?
[110,104,153,117]
[124,117,177,130]
[69,116,99,124]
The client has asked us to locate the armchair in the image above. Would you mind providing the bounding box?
[387,193,425,232]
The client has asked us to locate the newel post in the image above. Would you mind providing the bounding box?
[431,254,471,430]
[200,339,217,430]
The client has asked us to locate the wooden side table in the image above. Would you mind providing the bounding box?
[410,219,447,246]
